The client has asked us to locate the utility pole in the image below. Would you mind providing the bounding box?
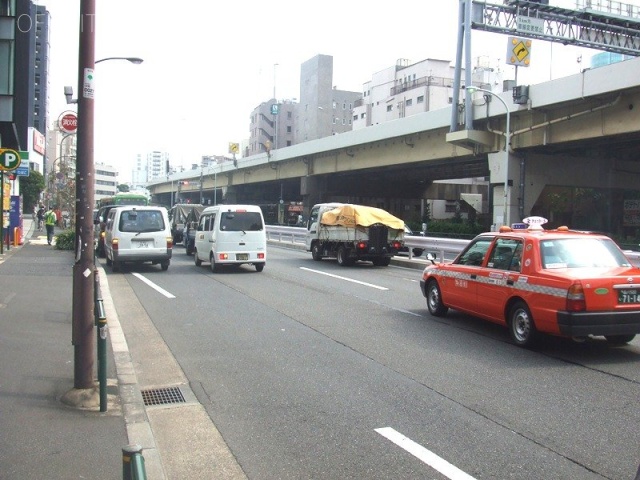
[71,0,96,392]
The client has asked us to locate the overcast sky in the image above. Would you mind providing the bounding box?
[40,0,612,181]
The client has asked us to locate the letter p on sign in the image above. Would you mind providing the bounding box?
[0,149,21,171]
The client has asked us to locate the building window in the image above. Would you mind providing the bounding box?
[342,118,346,125]
[286,126,292,133]
[406,99,413,106]
[360,113,366,119]
[387,105,392,112]
[417,95,424,103]
[342,103,346,110]
[353,114,358,121]
[448,97,453,104]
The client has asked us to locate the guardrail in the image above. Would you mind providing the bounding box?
[264,226,468,260]
[264,226,640,266]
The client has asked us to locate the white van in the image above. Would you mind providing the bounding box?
[104,206,173,272]
[193,205,266,272]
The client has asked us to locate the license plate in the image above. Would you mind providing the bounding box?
[134,241,149,249]
[618,289,640,304]
[236,253,249,261]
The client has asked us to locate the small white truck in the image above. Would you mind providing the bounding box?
[305,203,405,266]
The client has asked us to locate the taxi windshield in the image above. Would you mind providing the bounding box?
[540,238,632,269]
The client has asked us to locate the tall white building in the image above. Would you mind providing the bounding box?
[146,151,170,181]
[95,163,118,202]
[131,153,148,186]
[353,57,503,129]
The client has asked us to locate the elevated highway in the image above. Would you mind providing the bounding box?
[149,56,640,233]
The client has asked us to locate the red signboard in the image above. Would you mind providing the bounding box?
[32,129,46,155]
[58,112,78,134]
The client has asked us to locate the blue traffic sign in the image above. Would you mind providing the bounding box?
[15,166,29,176]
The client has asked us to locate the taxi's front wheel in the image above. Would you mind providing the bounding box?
[426,280,448,317]
[508,301,538,347]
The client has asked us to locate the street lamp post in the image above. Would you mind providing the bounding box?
[466,86,511,228]
[95,56,143,65]
[68,0,144,401]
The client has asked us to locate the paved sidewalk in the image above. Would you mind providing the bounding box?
[0,219,247,480]
[0,220,127,479]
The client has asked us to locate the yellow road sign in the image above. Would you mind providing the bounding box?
[507,37,532,67]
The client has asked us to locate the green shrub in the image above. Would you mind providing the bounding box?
[55,229,75,250]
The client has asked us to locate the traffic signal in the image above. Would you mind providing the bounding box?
[8,173,16,181]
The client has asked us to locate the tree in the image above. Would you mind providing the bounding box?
[18,170,45,212]
[117,184,130,192]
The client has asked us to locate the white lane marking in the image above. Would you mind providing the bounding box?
[300,267,389,290]
[131,272,176,299]
[375,427,477,480]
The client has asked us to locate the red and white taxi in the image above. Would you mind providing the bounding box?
[419,217,640,347]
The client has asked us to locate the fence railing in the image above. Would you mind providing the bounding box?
[264,226,640,266]
[264,226,469,260]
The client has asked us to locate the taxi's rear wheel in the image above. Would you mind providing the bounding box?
[426,280,448,317]
[604,334,635,345]
[508,301,537,347]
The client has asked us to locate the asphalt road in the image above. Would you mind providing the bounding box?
[101,244,640,480]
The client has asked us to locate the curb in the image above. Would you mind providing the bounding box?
[97,265,168,479]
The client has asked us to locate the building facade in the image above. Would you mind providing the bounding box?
[95,163,118,201]
[247,54,361,157]
[146,150,170,181]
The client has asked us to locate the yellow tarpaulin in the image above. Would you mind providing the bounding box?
[320,204,404,230]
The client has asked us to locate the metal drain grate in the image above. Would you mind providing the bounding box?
[141,386,186,406]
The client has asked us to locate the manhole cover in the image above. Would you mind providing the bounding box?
[141,386,186,406]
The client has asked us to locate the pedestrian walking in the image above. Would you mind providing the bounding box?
[36,205,45,231]
[44,206,57,245]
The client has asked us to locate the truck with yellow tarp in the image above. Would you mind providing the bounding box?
[305,203,404,266]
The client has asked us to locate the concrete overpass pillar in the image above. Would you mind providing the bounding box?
[225,185,237,204]
[488,151,522,228]
[301,176,322,216]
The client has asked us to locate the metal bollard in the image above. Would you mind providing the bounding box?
[94,269,108,412]
[122,444,146,480]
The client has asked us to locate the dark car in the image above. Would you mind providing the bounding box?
[94,205,118,258]
[169,204,204,245]
[182,207,204,255]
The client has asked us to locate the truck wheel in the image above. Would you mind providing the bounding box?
[337,246,349,266]
[372,257,391,266]
[160,260,170,271]
[255,263,265,272]
[311,244,323,261]
[112,260,120,273]
[605,334,635,345]
[194,249,202,266]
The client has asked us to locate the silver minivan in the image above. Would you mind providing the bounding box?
[104,206,172,272]
[193,205,266,272]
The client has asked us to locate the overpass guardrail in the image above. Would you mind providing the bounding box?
[265,225,640,266]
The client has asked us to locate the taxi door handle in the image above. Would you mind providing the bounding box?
[507,279,514,286]
[470,274,477,279]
